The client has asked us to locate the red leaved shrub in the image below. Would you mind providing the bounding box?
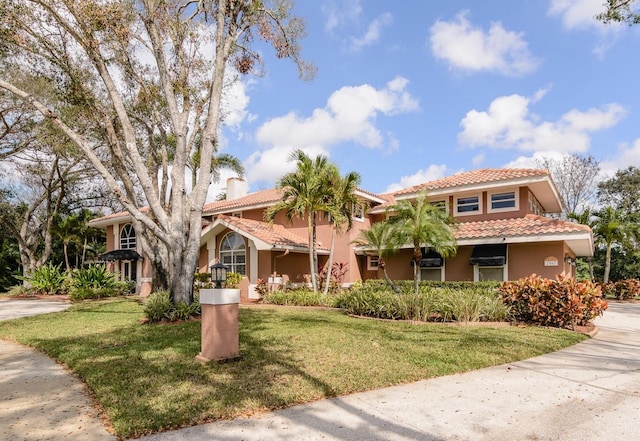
[597,279,640,300]
[499,274,608,329]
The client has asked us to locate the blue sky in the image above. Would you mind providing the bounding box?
[216,0,640,196]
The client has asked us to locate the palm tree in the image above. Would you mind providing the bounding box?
[322,168,362,296]
[568,208,596,280]
[352,221,403,293]
[592,206,633,283]
[265,150,335,292]
[387,193,457,294]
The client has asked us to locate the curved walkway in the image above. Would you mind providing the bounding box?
[0,299,638,440]
[0,298,115,441]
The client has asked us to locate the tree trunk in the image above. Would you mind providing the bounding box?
[307,213,317,292]
[604,244,612,283]
[323,230,336,296]
[381,261,400,293]
[63,242,71,273]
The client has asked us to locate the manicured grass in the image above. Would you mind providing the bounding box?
[0,298,587,438]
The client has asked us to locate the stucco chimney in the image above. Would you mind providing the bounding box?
[226,177,248,200]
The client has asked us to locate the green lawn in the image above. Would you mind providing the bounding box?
[0,298,586,438]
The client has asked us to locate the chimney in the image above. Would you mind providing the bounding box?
[226,177,248,200]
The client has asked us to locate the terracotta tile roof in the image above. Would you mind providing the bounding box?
[203,188,283,214]
[391,168,550,197]
[455,214,591,241]
[217,214,328,251]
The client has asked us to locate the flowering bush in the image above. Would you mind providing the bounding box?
[499,274,608,329]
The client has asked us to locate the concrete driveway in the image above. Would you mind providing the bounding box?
[0,298,72,321]
[139,301,640,441]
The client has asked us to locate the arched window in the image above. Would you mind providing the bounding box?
[219,232,246,275]
[120,224,136,249]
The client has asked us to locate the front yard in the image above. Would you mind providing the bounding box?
[0,298,586,438]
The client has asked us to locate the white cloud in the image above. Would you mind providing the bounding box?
[385,164,449,193]
[600,138,640,177]
[349,13,393,51]
[220,75,254,129]
[548,0,608,30]
[322,0,362,33]
[458,90,626,153]
[429,11,538,77]
[472,153,485,167]
[245,145,330,186]
[247,77,419,185]
[502,151,568,169]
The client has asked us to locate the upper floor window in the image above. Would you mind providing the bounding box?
[219,232,246,275]
[430,200,447,212]
[488,191,518,213]
[351,202,365,222]
[120,224,136,250]
[455,195,481,216]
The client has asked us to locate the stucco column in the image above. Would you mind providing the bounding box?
[196,288,240,362]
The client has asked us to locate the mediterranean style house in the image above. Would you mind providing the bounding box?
[88,168,593,300]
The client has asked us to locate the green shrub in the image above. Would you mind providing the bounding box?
[224,272,242,289]
[69,265,118,289]
[262,288,341,307]
[338,283,508,323]
[21,262,66,295]
[499,274,608,328]
[194,272,211,283]
[143,290,201,323]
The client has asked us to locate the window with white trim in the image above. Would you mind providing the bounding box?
[219,232,246,275]
[120,224,136,249]
[351,202,365,222]
[488,191,518,213]
[455,195,481,216]
[421,267,444,281]
[476,266,506,282]
[367,255,379,271]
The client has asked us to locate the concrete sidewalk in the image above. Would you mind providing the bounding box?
[139,301,640,441]
[0,298,115,440]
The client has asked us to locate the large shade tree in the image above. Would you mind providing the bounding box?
[387,194,457,294]
[0,0,313,304]
[265,150,334,293]
[537,154,600,216]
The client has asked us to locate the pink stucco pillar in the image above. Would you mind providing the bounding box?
[196,289,240,362]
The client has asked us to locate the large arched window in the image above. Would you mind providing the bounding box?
[219,232,246,275]
[120,224,136,249]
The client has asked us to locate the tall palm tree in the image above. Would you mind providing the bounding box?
[322,167,362,296]
[353,221,403,293]
[592,206,633,283]
[387,193,457,294]
[265,150,334,292]
[568,208,595,280]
